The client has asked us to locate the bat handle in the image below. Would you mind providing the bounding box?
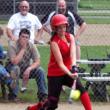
[72,79,76,90]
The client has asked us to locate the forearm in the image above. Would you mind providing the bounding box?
[43,25,51,35]
[29,59,40,70]
[58,62,72,76]
[75,22,87,38]
[35,28,43,41]
[6,28,17,41]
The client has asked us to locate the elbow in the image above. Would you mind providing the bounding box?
[6,28,12,38]
[35,59,41,66]
[10,59,19,65]
[83,22,87,29]
[58,62,64,71]
[6,28,9,36]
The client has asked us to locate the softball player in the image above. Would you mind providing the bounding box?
[27,14,92,110]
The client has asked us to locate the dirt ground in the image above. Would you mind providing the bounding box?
[0,102,110,110]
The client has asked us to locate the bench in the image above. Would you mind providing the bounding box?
[77,59,110,101]
[82,76,110,102]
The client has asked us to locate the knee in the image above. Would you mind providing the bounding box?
[43,96,59,110]
[48,96,59,109]
[36,67,45,77]
[11,66,20,77]
[38,67,45,73]
[76,79,86,94]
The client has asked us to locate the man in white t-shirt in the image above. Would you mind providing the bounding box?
[6,0,43,44]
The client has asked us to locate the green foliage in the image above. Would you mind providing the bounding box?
[0,20,8,24]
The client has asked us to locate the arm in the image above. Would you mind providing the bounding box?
[27,58,40,71]
[35,28,43,42]
[6,27,18,41]
[23,58,40,79]
[70,34,77,66]
[42,12,56,35]
[75,22,87,40]
[10,48,25,65]
[6,15,18,41]
[72,11,87,39]
[27,44,41,71]
[42,25,51,35]
[8,39,27,64]
[23,46,41,77]
[69,34,78,78]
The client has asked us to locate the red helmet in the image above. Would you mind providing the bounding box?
[51,14,68,27]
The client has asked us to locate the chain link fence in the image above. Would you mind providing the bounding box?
[0,0,77,20]
[0,0,110,102]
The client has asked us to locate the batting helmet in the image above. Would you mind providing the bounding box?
[51,14,68,27]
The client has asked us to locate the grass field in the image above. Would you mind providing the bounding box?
[1,45,110,102]
[79,0,110,10]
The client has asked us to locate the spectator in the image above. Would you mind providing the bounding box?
[27,14,92,110]
[6,0,44,44]
[0,27,16,100]
[41,0,87,61]
[7,28,47,101]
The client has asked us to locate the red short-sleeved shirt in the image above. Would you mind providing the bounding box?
[48,33,72,77]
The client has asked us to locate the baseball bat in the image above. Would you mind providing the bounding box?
[68,79,77,104]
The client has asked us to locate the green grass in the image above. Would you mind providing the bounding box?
[1,45,110,102]
[79,0,110,10]
[0,20,8,24]
[19,46,110,102]
[81,17,110,24]
[78,0,110,24]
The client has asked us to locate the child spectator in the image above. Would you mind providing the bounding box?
[0,27,16,100]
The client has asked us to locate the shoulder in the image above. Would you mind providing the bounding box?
[45,11,56,18]
[49,11,56,17]
[28,13,38,18]
[28,42,37,50]
[51,34,59,42]
[65,33,74,41]
[8,41,17,51]
[9,12,20,19]
[28,42,34,48]
[41,11,56,23]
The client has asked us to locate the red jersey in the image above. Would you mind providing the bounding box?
[48,33,72,77]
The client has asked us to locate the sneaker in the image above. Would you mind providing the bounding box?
[26,102,43,110]
[8,94,20,102]
[20,87,27,93]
